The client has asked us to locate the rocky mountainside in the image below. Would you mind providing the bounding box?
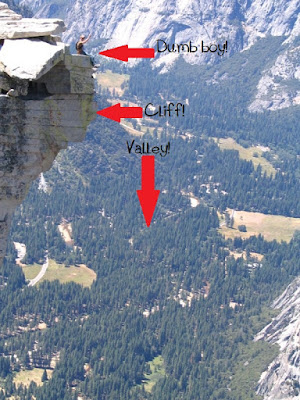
[0,2,95,266]
[254,277,300,399]
[16,0,300,111]
[17,0,299,53]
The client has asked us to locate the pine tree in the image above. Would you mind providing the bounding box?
[41,369,48,382]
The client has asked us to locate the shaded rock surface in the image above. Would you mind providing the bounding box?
[254,277,300,399]
[0,2,95,266]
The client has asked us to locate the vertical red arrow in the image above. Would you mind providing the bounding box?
[137,156,160,227]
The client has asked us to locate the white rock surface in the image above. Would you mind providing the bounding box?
[254,277,300,399]
[0,38,66,80]
[0,2,65,39]
[0,2,21,21]
[0,3,95,266]
[244,0,300,47]
[38,173,48,193]
[249,45,300,112]
[14,242,26,264]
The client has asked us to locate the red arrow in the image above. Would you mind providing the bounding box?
[99,45,155,62]
[137,156,160,227]
[97,103,143,123]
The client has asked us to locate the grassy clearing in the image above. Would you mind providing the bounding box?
[120,120,163,137]
[215,137,276,177]
[41,260,96,287]
[143,355,166,393]
[21,264,42,280]
[22,260,96,288]
[120,121,144,136]
[96,70,129,96]
[14,368,53,387]
[229,250,264,261]
[219,209,300,242]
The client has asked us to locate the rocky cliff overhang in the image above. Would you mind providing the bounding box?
[0,2,96,266]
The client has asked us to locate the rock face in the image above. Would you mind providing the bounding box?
[0,2,64,38]
[248,45,300,112]
[0,2,95,266]
[19,0,300,62]
[254,277,300,399]
[18,0,300,111]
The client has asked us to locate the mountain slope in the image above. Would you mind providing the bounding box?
[19,0,300,53]
[18,0,300,110]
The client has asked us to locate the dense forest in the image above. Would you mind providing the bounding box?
[0,33,299,399]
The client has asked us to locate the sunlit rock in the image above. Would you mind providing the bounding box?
[0,3,96,266]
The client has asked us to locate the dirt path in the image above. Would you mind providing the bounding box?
[120,122,143,136]
[28,255,49,287]
[58,220,74,247]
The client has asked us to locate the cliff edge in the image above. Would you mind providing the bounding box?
[0,2,95,266]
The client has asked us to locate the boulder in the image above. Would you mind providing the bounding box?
[0,2,21,21]
[0,18,65,39]
[0,2,65,39]
[0,38,66,80]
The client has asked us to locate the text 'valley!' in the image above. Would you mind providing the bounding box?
[127,140,170,157]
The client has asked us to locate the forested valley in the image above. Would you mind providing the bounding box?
[0,34,299,399]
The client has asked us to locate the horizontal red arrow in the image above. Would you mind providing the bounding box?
[97,103,143,123]
[137,155,160,227]
[99,45,155,62]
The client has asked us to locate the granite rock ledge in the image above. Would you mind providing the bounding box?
[0,2,96,266]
